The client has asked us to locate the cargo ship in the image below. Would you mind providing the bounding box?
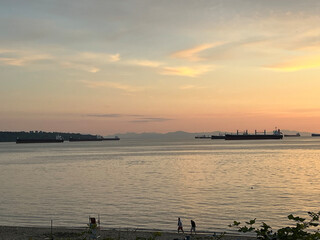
[69,135,120,142]
[311,133,320,137]
[195,135,211,139]
[225,129,283,140]
[284,133,300,137]
[69,137,103,142]
[211,135,225,139]
[16,135,64,144]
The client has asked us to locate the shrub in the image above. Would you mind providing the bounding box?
[229,211,320,240]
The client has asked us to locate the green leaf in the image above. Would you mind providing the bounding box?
[309,222,319,227]
[231,221,241,226]
[287,214,305,222]
[245,218,256,225]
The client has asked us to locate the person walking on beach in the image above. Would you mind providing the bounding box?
[190,220,196,234]
[177,217,184,233]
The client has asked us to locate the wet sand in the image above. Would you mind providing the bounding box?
[0,226,256,240]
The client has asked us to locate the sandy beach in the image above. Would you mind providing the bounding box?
[0,226,256,240]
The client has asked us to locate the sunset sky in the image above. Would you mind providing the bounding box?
[1,0,320,134]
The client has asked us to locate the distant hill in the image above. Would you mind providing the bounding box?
[0,130,226,142]
[107,131,227,139]
[109,130,313,139]
[0,129,313,142]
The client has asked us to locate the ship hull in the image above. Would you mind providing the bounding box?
[69,138,103,142]
[69,137,120,142]
[225,134,283,140]
[211,136,225,139]
[311,134,320,137]
[102,137,120,141]
[16,139,64,144]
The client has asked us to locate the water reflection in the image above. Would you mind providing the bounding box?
[0,138,319,231]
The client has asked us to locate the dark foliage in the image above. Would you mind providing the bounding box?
[229,211,320,240]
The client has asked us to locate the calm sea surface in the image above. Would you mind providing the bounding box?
[0,137,320,233]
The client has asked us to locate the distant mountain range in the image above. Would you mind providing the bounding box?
[0,130,314,142]
[108,129,313,139]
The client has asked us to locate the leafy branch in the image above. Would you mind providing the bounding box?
[229,211,320,240]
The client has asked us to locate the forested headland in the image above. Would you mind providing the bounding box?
[0,131,99,142]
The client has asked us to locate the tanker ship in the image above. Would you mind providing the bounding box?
[225,129,283,140]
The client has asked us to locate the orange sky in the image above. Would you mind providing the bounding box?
[1,1,320,134]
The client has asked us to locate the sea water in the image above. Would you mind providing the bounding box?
[0,137,320,233]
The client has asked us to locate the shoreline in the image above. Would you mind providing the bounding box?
[0,225,256,240]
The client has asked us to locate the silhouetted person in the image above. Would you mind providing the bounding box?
[177,217,184,233]
[190,220,196,234]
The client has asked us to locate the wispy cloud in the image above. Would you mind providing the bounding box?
[179,85,205,90]
[171,42,223,62]
[0,57,25,66]
[169,38,272,65]
[126,58,215,77]
[62,62,100,73]
[109,54,120,62]
[0,48,120,73]
[127,59,163,68]
[87,114,142,118]
[86,113,172,123]
[61,52,120,72]
[160,65,214,77]
[131,117,172,123]
[264,55,320,72]
[80,80,145,92]
[76,52,120,63]
[0,49,53,66]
